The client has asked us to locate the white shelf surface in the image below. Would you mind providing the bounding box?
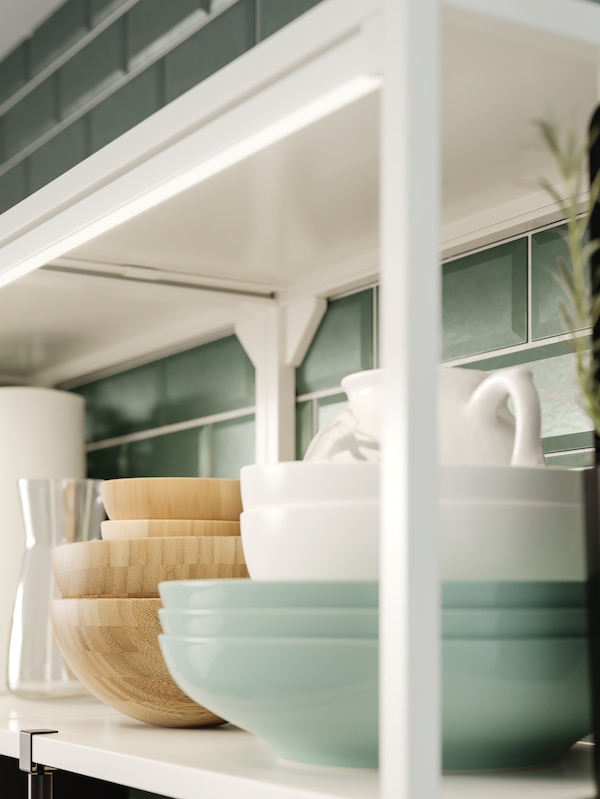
[0,694,594,798]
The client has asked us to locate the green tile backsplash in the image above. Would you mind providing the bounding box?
[74,359,164,442]
[90,0,131,26]
[531,225,586,340]
[163,335,254,423]
[3,76,58,158]
[29,0,89,76]
[29,117,88,192]
[74,334,254,444]
[126,0,210,69]
[0,162,28,214]
[296,290,374,395]
[257,0,323,41]
[442,238,528,361]
[89,64,162,152]
[164,0,255,103]
[58,22,126,118]
[0,45,28,106]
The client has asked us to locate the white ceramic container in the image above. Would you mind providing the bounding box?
[441,499,585,581]
[240,502,379,581]
[440,464,584,505]
[305,366,545,466]
[240,462,379,511]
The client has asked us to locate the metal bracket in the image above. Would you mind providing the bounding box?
[19,730,58,799]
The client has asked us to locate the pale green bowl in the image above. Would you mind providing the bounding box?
[159,607,378,638]
[158,605,585,640]
[159,634,378,769]
[442,636,591,770]
[442,607,587,639]
[159,631,590,771]
[442,581,585,609]
[158,579,379,610]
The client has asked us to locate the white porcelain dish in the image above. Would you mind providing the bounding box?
[440,464,584,505]
[240,502,379,581]
[240,462,379,511]
[441,499,585,581]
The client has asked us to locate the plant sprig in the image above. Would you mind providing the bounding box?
[535,118,600,434]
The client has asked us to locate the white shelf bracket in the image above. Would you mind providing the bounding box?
[284,297,327,367]
[235,298,326,464]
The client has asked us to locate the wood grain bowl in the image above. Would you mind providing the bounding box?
[101,518,240,540]
[101,477,242,521]
[52,536,248,598]
[50,596,226,728]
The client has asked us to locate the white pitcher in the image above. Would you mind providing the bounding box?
[304,366,545,466]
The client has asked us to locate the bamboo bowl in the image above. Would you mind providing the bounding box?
[52,536,248,598]
[101,518,240,540]
[50,597,226,727]
[101,477,242,521]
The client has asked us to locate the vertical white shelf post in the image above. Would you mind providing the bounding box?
[236,298,326,465]
[379,0,441,798]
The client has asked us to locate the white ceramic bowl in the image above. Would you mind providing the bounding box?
[440,465,584,505]
[240,502,379,581]
[240,462,379,511]
[441,499,584,581]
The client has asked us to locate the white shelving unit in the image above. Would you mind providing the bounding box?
[0,0,599,796]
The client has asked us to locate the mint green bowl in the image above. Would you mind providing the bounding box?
[442,607,586,638]
[442,636,590,770]
[158,579,378,610]
[160,631,590,771]
[442,581,585,609]
[159,607,378,638]
[159,634,378,768]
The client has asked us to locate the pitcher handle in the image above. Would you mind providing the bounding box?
[469,366,544,466]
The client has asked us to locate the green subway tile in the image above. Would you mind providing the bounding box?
[543,431,595,454]
[89,64,162,152]
[29,118,88,192]
[72,360,164,442]
[317,393,348,431]
[295,400,313,460]
[442,239,528,361]
[0,161,28,214]
[164,335,255,423]
[531,225,587,340]
[545,450,594,468]
[59,21,126,118]
[87,430,202,478]
[126,0,210,70]
[257,0,323,41]
[29,0,89,76]
[3,75,58,158]
[86,445,128,479]
[209,415,255,478]
[165,0,255,103]
[296,290,374,395]
[465,341,593,442]
[90,0,130,26]
[86,420,254,480]
[0,44,29,106]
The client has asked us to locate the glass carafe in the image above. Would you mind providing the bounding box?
[7,478,105,698]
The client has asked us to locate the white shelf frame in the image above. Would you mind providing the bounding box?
[0,0,599,797]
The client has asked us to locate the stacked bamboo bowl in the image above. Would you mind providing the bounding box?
[50,477,247,727]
